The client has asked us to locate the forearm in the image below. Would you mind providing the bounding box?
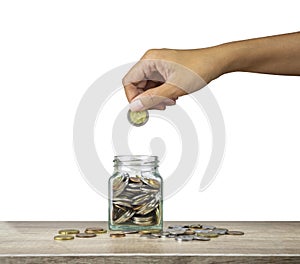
[215,32,300,76]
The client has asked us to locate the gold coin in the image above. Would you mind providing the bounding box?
[76,233,97,238]
[139,229,161,234]
[127,109,149,127]
[197,233,219,238]
[54,235,74,241]
[189,224,202,229]
[123,230,139,234]
[149,229,162,234]
[58,229,80,235]
[184,229,196,235]
[110,232,126,238]
[85,227,107,234]
[226,230,244,235]
[139,230,152,234]
[129,177,141,183]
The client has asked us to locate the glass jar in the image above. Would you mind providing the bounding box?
[109,155,163,231]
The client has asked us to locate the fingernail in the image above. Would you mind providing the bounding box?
[163,98,176,105]
[130,99,144,111]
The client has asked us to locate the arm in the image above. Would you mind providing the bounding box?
[216,32,300,76]
[123,32,300,111]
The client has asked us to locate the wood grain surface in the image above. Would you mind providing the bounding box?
[0,221,299,263]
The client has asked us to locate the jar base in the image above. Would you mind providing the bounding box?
[109,223,163,231]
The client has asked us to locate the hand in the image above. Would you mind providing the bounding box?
[123,48,223,111]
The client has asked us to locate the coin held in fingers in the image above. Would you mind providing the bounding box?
[127,109,149,127]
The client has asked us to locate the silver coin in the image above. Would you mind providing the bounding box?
[146,234,160,239]
[213,228,228,235]
[128,182,143,188]
[175,235,194,242]
[127,109,149,127]
[140,234,152,238]
[113,197,132,203]
[193,236,210,241]
[114,209,135,224]
[123,230,139,234]
[113,201,133,208]
[202,225,216,230]
[226,230,244,235]
[140,187,159,193]
[160,232,170,238]
[141,178,160,189]
[189,224,202,229]
[169,229,186,235]
[150,233,161,238]
[168,225,187,230]
[194,229,212,234]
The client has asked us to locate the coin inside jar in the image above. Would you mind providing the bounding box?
[127,109,149,127]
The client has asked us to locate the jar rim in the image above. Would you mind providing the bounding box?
[113,155,159,166]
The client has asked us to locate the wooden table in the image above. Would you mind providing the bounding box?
[0,221,299,263]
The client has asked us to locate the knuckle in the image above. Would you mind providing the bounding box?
[142,49,163,59]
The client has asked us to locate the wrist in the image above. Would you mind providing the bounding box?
[211,43,244,75]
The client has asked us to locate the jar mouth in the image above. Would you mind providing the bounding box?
[113,155,158,166]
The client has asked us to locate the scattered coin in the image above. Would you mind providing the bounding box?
[150,233,162,238]
[197,233,219,238]
[202,225,216,230]
[139,230,153,234]
[139,229,161,234]
[147,234,160,239]
[160,232,170,238]
[54,235,74,241]
[226,230,244,235]
[184,229,195,235]
[76,233,97,238]
[54,224,244,243]
[140,234,152,238]
[110,232,126,238]
[169,229,186,235]
[175,235,194,242]
[194,229,212,234]
[213,228,228,235]
[85,227,107,234]
[123,230,139,234]
[193,236,210,241]
[168,225,187,229]
[58,229,80,235]
[127,109,149,127]
[189,224,202,229]
[167,234,176,238]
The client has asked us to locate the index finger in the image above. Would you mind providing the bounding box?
[124,83,140,102]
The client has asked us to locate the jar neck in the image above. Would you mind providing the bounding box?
[113,155,159,173]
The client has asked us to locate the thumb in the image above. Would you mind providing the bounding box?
[129,83,177,111]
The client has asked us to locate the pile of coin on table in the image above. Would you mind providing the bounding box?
[54,227,107,241]
[54,224,244,242]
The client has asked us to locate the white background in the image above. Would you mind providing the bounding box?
[0,0,299,221]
